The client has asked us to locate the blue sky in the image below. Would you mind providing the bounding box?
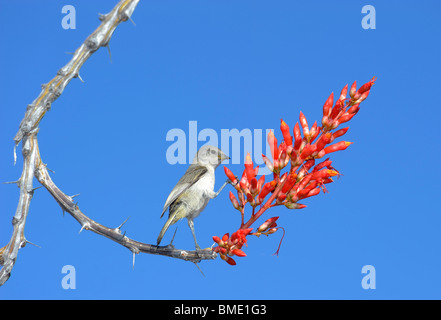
[1,0,440,299]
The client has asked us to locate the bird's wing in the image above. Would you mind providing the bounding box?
[160,165,208,218]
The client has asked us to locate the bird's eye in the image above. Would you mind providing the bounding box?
[211,150,216,154]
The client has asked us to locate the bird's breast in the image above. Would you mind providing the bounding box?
[184,172,215,219]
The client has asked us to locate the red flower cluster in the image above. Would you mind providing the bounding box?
[212,228,253,265]
[214,77,376,265]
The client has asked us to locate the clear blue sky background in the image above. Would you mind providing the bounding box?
[1,0,440,300]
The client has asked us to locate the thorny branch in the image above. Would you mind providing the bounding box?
[0,0,216,287]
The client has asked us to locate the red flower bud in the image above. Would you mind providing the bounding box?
[261,154,274,172]
[299,111,309,138]
[284,202,307,209]
[277,193,287,203]
[335,113,356,125]
[231,249,247,257]
[226,257,236,266]
[280,119,293,146]
[267,130,279,162]
[212,236,221,244]
[309,121,319,142]
[347,103,360,114]
[339,84,348,101]
[349,80,357,98]
[224,166,237,184]
[323,92,334,117]
[307,187,321,198]
[330,99,344,120]
[222,233,229,242]
[332,127,349,140]
[229,191,240,210]
[257,217,279,233]
[257,175,265,191]
[293,122,302,151]
[244,152,255,182]
[357,76,376,95]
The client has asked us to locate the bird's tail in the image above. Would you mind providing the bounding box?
[157,216,175,246]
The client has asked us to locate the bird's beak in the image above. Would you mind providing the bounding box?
[219,153,230,161]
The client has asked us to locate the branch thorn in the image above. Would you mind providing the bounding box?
[128,16,136,26]
[193,262,205,277]
[106,44,112,63]
[3,180,19,186]
[116,216,130,231]
[31,186,43,193]
[25,239,41,248]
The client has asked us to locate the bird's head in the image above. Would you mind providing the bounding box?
[193,145,230,168]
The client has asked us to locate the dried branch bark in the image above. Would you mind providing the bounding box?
[0,0,216,287]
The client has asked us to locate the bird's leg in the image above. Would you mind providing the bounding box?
[188,219,201,251]
[210,180,230,199]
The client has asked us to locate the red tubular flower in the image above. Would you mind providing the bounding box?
[258,181,276,202]
[299,111,309,138]
[299,143,317,160]
[267,130,279,162]
[281,171,297,194]
[303,159,315,172]
[224,166,237,184]
[310,169,339,180]
[296,181,319,199]
[312,158,333,172]
[323,141,352,154]
[280,120,292,146]
[222,233,229,242]
[315,132,332,152]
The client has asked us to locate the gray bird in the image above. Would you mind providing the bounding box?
[157,145,231,250]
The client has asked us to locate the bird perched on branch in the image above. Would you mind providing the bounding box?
[157,145,231,250]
